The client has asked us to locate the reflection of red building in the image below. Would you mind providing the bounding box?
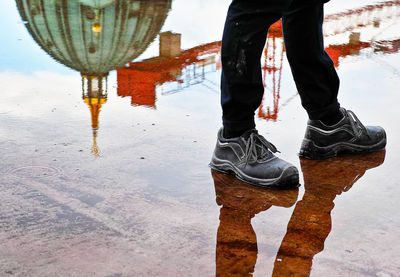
[117,34,221,108]
[117,70,158,108]
[117,0,400,119]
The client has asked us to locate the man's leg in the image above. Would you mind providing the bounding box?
[210,0,299,189]
[282,0,342,124]
[221,0,291,138]
[282,1,386,159]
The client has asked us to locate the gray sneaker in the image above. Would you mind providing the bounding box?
[299,107,387,159]
[209,128,299,189]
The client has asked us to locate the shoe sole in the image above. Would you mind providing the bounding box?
[209,158,299,189]
[299,135,387,160]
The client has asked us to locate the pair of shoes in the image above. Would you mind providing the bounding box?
[210,108,386,188]
[299,107,387,159]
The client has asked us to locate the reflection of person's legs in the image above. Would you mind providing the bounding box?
[272,189,334,276]
[272,152,385,276]
[282,0,341,124]
[212,170,299,276]
[221,0,291,137]
[216,207,258,277]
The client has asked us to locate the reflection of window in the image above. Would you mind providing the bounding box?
[30,0,42,16]
[128,1,141,18]
[85,7,96,20]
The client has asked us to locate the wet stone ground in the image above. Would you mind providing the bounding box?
[0,0,400,276]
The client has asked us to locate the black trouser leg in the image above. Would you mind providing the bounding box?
[221,0,292,135]
[282,1,340,120]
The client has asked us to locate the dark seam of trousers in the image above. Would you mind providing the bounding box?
[221,0,340,133]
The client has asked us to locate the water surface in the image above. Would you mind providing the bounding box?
[0,0,399,276]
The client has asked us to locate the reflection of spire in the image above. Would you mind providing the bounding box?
[91,129,99,157]
[82,74,108,157]
[272,151,385,276]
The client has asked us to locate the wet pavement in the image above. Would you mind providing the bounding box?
[0,0,400,276]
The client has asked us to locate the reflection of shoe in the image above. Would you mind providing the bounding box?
[210,128,299,189]
[300,150,386,194]
[212,170,299,212]
[299,108,386,159]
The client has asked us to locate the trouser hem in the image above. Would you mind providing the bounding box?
[306,101,340,120]
[222,118,256,134]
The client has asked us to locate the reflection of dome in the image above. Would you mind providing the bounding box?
[16,0,172,75]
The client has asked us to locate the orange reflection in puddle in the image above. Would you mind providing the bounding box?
[212,150,385,276]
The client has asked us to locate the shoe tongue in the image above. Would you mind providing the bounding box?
[241,129,257,140]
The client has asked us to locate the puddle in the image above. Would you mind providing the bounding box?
[0,0,399,276]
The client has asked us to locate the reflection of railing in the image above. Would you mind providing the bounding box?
[259,21,284,121]
[117,0,400,119]
[260,0,400,120]
[323,0,400,36]
[160,57,220,96]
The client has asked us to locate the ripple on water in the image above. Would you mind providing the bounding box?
[8,166,62,179]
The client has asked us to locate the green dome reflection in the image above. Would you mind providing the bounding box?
[16,0,172,75]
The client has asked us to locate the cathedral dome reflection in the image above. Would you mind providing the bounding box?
[16,0,172,75]
[16,0,172,156]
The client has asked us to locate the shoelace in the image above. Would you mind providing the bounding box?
[345,109,370,139]
[244,131,279,164]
